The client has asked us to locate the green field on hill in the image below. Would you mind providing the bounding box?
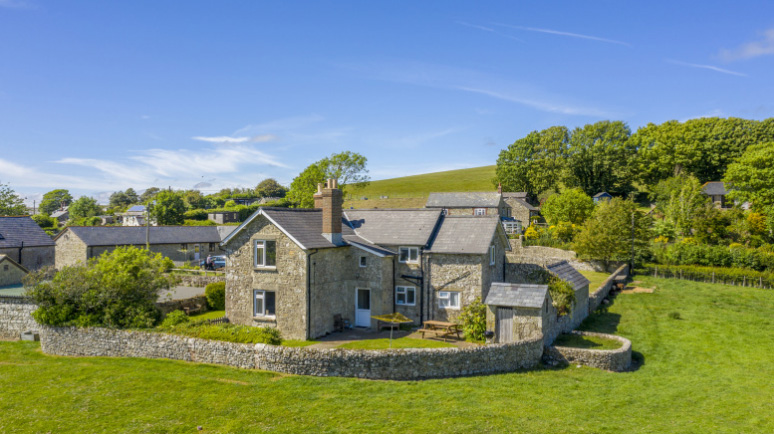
[343,165,496,209]
[2,275,773,433]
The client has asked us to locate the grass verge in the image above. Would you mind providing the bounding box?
[337,337,455,350]
[579,270,612,292]
[553,333,622,350]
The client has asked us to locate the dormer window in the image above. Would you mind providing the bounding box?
[254,240,277,268]
[398,247,419,264]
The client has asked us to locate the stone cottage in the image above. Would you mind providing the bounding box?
[0,216,55,271]
[426,186,540,234]
[54,225,234,269]
[485,283,556,344]
[220,179,511,340]
[0,254,28,287]
[500,192,540,229]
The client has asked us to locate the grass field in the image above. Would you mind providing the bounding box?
[337,337,455,350]
[553,333,622,350]
[1,276,773,433]
[343,165,496,209]
[579,270,612,292]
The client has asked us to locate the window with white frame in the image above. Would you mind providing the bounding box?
[395,286,416,306]
[489,244,496,265]
[253,290,276,316]
[359,256,367,267]
[254,240,277,268]
[398,246,419,263]
[502,221,522,235]
[474,208,486,216]
[438,291,460,309]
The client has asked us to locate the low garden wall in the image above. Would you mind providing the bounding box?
[170,272,224,288]
[39,326,545,380]
[0,295,38,340]
[588,264,629,313]
[543,331,632,372]
[157,295,208,315]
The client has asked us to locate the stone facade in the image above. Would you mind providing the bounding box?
[0,256,28,287]
[0,296,38,340]
[502,198,538,227]
[172,272,225,288]
[39,325,544,380]
[0,246,54,271]
[543,331,632,372]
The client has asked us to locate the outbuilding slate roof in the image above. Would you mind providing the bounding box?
[344,209,441,246]
[425,216,501,254]
[426,192,502,208]
[485,282,549,308]
[546,261,590,291]
[59,226,228,246]
[0,216,55,248]
[702,181,728,196]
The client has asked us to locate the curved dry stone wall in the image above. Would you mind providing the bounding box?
[588,264,629,314]
[543,331,632,372]
[40,326,544,380]
[0,296,38,340]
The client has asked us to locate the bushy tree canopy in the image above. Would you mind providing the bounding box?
[564,121,635,196]
[26,246,175,328]
[662,175,710,236]
[0,182,27,216]
[255,178,288,198]
[286,151,369,208]
[69,196,102,220]
[495,126,568,195]
[540,188,595,226]
[39,189,73,216]
[150,191,186,225]
[724,142,774,209]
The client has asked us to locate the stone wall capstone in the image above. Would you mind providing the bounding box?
[0,296,38,340]
[39,326,544,380]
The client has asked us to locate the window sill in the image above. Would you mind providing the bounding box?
[253,315,276,321]
[253,266,277,271]
[396,303,416,307]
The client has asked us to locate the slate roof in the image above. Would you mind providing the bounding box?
[0,254,29,273]
[485,283,549,308]
[343,209,441,246]
[50,208,69,219]
[60,226,226,246]
[0,216,55,248]
[593,192,612,198]
[426,192,502,208]
[509,197,538,211]
[127,205,146,213]
[702,182,728,196]
[546,261,590,291]
[425,216,500,254]
[501,192,528,199]
[259,208,361,249]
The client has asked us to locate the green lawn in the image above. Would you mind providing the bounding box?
[553,333,622,350]
[580,270,612,292]
[337,337,455,350]
[1,276,773,433]
[344,165,496,209]
[282,339,318,348]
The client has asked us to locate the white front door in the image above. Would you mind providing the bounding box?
[355,288,371,327]
[194,244,201,261]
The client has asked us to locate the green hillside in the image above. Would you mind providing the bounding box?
[344,165,496,209]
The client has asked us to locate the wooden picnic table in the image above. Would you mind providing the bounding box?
[418,320,462,341]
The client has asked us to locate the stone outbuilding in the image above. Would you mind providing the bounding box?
[593,192,613,203]
[0,254,28,287]
[221,179,511,340]
[425,192,510,218]
[485,283,556,344]
[208,211,240,224]
[54,225,235,269]
[0,216,55,271]
[546,261,590,329]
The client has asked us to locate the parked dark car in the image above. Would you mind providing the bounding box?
[200,255,226,270]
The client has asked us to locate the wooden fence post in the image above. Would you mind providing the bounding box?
[712,271,715,283]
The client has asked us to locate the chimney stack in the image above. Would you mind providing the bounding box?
[497,183,503,194]
[319,179,343,245]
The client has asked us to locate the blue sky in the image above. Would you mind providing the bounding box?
[1,1,773,204]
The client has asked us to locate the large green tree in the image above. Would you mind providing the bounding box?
[39,189,73,216]
[149,190,186,225]
[139,187,160,203]
[724,142,774,209]
[632,117,774,185]
[573,198,652,270]
[564,121,634,196]
[540,188,595,225]
[255,178,288,198]
[69,196,102,220]
[662,175,710,236]
[0,181,27,216]
[286,151,369,208]
[495,126,568,195]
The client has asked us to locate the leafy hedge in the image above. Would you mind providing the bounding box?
[640,263,774,288]
[158,321,282,345]
[205,282,225,310]
[651,242,774,271]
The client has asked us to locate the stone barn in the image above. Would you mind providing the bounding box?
[0,216,55,271]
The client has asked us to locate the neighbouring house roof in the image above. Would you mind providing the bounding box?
[485,283,549,308]
[344,209,442,246]
[0,216,55,248]
[546,261,590,291]
[57,226,228,246]
[216,226,237,241]
[702,181,728,196]
[593,192,612,198]
[0,253,29,273]
[508,197,538,211]
[425,192,502,209]
[127,205,146,213]
[425,216,507,254]
[501,192,528,199]
[50,208,69,219]
[258,197,283,204]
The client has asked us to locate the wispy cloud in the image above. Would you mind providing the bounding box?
[719,28,774,61]
[666,59,747,77]
[493,23,630,47]
[341,59,613,117]
[456,21,523,42]
[0,0,35,9]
